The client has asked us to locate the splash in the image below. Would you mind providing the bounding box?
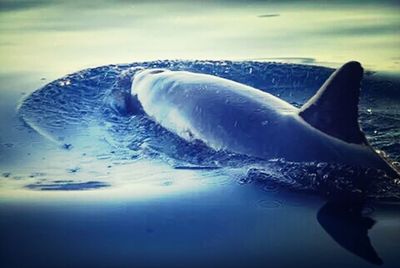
[16,60,400,200]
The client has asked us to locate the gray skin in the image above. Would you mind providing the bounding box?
[131,62,399,177]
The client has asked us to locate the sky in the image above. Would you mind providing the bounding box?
[0,0,399,75]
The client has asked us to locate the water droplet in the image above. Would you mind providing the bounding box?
[62,144,73,150]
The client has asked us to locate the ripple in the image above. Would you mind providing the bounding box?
[361,205,375,216]
[262,182,281,192]
[199,172,233,186]
[2,172,11,178]
[16,60,400,199]
[257,199,282,209]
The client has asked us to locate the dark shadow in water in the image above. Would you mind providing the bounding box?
[25,180,110,191]
[173,165,222,170]
[317,202,383,265]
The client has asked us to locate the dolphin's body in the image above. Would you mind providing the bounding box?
[131,62,398,177]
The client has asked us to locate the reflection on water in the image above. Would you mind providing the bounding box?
[0,0,399,74]
[0,59,399,267]
[0,1,399,267]
[26,180,110,191]
[1,187,399,268]
[317,202,383,265]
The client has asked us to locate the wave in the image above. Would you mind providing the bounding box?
[17,60,400,200]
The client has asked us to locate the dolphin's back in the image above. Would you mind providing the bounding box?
[132,65,399,177]
[164,72,296,115]
[136,71,299,155]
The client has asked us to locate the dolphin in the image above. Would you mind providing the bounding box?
[130,62,399,177]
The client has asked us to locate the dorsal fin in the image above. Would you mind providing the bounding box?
[299,61,367,145]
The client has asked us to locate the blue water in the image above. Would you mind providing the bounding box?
[17,60,400,199]
[1,61,400,267]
